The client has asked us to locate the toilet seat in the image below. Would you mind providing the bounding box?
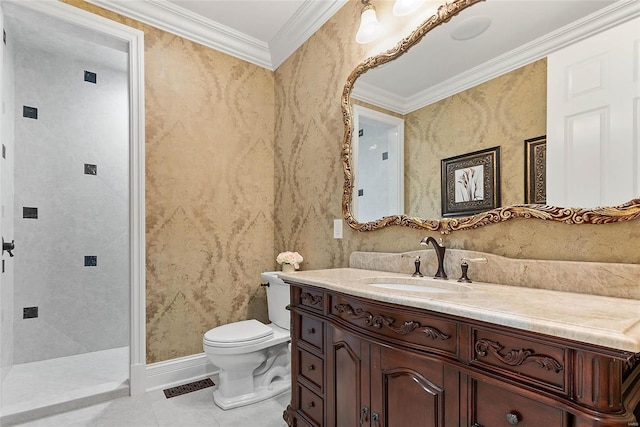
[204,319,274,348]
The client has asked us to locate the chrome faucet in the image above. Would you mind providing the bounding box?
[420,237,447,279]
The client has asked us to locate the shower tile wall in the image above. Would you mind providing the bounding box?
[12,41,129,363]
[1,26,16,379]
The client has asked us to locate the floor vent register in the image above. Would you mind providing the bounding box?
[163,378,215,398]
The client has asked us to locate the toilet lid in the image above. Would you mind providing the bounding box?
[204,319,273,347]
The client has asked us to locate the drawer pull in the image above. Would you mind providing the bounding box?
[307,401,315,409]
[472,424,484,427]
[505,412,520,425]
[307,328,316,334]
[307,364,315,371]
[475,339,563,372]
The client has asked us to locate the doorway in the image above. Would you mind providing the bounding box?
[353,105,405,223]
[0,1,145,423]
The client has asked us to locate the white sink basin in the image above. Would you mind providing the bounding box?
[363,277,471,294]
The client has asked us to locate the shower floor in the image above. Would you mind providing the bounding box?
[1,346,129,425]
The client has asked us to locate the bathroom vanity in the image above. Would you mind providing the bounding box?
[280,255,640,427]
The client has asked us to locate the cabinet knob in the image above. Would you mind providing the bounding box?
[472,424,484,427]
[307,401,315,409]
[372,412,380,426]
[307,327,316,334]
[506,412,520,425]
[307,364,315,371]
[360,407,368,425]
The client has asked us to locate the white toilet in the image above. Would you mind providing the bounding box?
[203,272,291,410]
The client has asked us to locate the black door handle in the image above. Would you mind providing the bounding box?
[3,238,15,257]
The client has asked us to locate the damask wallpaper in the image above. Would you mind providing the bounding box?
[273,0,639,269]
[68,0,639,364]
[65,1,275,363]
[405,59,546,218]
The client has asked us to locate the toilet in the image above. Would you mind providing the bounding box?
[203,272,291,410]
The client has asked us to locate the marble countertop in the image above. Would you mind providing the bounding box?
[279,268,640,354]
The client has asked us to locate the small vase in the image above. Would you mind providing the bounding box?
[281,263,295,273]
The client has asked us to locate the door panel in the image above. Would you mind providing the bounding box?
[372,345,448,427]
[331,328,369,427]
[547,16,640,207]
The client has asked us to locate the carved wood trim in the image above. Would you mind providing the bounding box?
[341,0,640,233]
[300,292,323,307]
[623,353,640,377]
[334,304,450,340]
[283,405,296,427]
[475,339,563,372]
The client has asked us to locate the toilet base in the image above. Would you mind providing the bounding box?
[213,376,290,410]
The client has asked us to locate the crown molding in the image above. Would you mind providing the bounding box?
[85,0,345,71]
[352,0,640,115]
[270,0,347,69]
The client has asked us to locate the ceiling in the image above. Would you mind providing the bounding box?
[6,0,635,86]
[85,0,347,70]
[353,0,633,114]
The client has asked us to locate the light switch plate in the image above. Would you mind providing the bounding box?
[333,219,343,239]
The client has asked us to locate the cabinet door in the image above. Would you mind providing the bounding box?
[370,344,457,427]
[327,327,370,427]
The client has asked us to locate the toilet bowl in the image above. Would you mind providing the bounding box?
[203,272,291,410]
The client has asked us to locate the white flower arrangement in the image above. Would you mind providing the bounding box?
[276,251,303,269]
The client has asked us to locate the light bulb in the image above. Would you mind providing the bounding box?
[356,4,383,44]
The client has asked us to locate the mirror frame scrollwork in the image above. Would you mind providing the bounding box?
[341,0,640,234]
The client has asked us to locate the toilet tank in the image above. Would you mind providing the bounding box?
[261,271,291,330]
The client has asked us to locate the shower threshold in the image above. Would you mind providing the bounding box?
[1,347,129,426]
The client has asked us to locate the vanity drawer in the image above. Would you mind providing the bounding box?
[297,384,324,427]
[472,379,567,427]
[298,348,324,391]
[299,315,324,353]
[293,286,324,313]
[329,294,457,356]
[470,327,567,392]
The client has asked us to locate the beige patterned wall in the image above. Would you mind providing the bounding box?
[65,1,275,363]
[406,59,546,218]
[68,0,639,364]
[274,0,640,273]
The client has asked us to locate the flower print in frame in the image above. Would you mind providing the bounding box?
[441,146,501,217]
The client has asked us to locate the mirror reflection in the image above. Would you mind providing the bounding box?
[348,0,637,224]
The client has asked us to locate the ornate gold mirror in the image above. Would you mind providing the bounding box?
[342,0,640,233]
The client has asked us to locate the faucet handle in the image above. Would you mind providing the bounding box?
[401,253,423,277]
[457,257,487,283]
[412,256,423,277]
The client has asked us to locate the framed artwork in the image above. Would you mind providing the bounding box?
[441,146,501,217]
[524,135,547,204]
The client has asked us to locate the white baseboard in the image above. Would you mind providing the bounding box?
[145,353,218,392]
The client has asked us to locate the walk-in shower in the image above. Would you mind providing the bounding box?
[0,3,134,423]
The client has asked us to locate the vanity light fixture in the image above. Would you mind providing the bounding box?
[393,0,427,16]
[356,0,383,44]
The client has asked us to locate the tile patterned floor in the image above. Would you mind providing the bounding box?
[2,346,289,426]
[14,388,291,427]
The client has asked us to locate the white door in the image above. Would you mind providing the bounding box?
[547,16,640,207]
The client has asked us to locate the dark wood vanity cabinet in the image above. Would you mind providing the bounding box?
[284,283,640,427]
